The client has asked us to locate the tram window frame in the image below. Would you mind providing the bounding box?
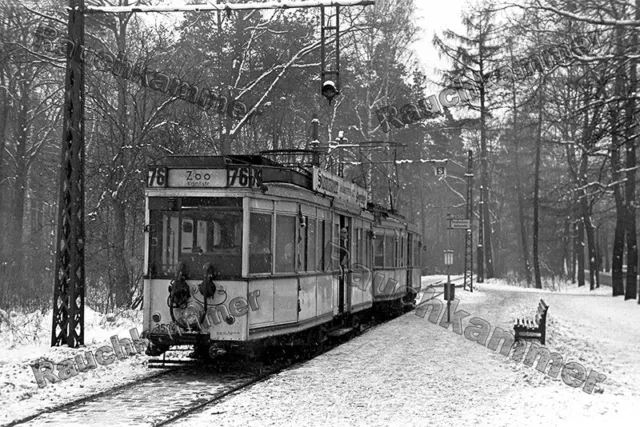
[365,228,371,268]
[335,221,340,270]
[297,215,307,272]
[307,217,317,271]
[323,219,333,271]
[356,228,362,266]
[384,234,394,268]
[374,233,384,268]
[317,219,325,271]
[275,214,296,274]
[249,211,273,275]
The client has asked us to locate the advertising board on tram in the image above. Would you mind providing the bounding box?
[312,166,367,208]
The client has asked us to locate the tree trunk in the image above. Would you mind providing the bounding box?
[584,211,598,290]
[478,44,494,279]
[579,148,598,291]
[602,224,610,273]
[625,0,639,301]
[532,84,543,289]
[9,82,29,303]
[0,67,9,306]
[112,6,131,307]
[511,74,531,284]
[576,218,585,287]
[563,215,572,279]
[610,22,626,296]
[112,198,130,307]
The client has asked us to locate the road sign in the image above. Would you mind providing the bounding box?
[449,219,471,229]
[435,166,446,176]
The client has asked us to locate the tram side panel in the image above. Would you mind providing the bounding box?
[297,275,317,322]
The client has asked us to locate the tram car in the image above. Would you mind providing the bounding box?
[143,154,423,356]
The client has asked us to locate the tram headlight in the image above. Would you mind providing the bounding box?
[152,312,162,323]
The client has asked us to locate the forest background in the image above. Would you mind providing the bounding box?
[1,0,639,313]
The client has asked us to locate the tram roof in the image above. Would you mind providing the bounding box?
[150,155,415,228]
[155,155,285,168]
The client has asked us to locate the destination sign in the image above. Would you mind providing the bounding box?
[168,169,227,187]
[312,167,367,208]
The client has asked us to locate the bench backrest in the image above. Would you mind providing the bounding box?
[535,299,549,324]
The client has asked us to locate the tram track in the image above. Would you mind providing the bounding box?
[3,367,177,427]
[4,280,463,427]
[4,307,402,426]
[6,358,277,427]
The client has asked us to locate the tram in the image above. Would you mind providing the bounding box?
[142,154,423,356]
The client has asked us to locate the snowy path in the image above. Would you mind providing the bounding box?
[170,281,638,427]
[2,279,638,426]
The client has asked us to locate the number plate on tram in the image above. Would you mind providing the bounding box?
[227,166,263,188]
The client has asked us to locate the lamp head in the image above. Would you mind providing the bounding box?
[322,80,338,102]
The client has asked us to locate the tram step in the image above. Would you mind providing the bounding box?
[326,327,354,338]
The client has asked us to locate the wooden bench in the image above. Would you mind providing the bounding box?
[514,299,549,345]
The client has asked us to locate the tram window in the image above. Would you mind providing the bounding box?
[374,234,384,268]
[384,235,394,268]
[307,218,316,271]
[249,212,272,274]
[364,230,370,268]
[317,220,325,271]
[323,220,333,271]
[153,212,179,276]
[181,209,242,277]
[298,217,307,271]
[275,215,296,273]
[148,208,242,279]
[355,228,362,266]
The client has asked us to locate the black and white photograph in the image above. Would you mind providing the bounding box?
[0,0,638,425]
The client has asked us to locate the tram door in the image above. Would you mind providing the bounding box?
[338,215,351,314]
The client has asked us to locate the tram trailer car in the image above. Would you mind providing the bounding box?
[143,155,423,356]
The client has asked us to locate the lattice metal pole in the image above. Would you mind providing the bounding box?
[52,0,85,347]
[463,150,474,292]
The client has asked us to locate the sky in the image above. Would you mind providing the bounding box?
[412,0,475,84]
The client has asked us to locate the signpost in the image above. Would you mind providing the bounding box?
[448,218,471,229]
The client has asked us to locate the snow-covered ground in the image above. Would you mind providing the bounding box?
[0,307,157,425]
[1,277,638,426]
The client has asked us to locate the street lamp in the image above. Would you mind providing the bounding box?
[322,80,339,103]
